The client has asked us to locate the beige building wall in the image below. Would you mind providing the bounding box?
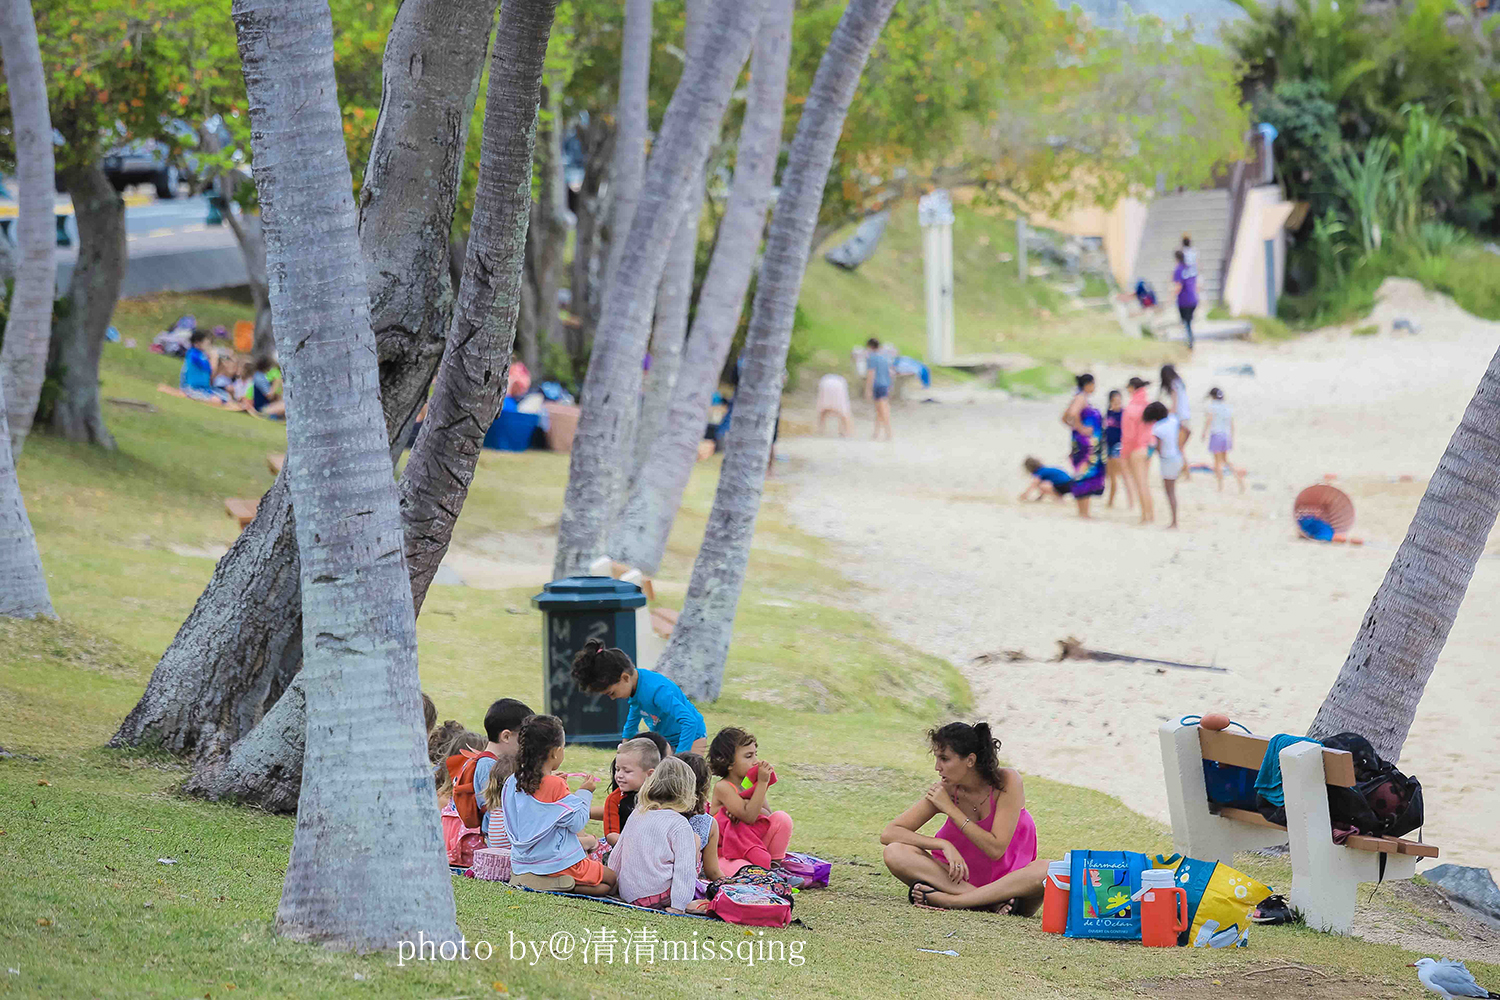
[1222,186,1294,317]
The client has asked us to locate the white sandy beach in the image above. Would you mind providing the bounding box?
[778,279,1500,875]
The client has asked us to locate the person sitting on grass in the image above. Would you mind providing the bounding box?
[600,737,661,847]
[571,638,707,755]
[709,726,795,877]
[676,751,724,879]
[472,698,534,850]
[250,356,286,418]
[881,721,1050,913]
[500,714,616,895]
[607,757,711,913]
[1018,456,1073,502]
[179,330,221,400]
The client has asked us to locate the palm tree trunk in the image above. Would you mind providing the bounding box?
[601,0,653,300]
[611,0,792,574]
[567,115,614,362]
[520,80,569,375]
[231,0,457,948]
[654,0,899,701]
[0,0,56,454]
[0,377,53,618]
[1309,348,1500,762]
[111,0,496,761]
[399,0,559,610]
[47,162,123,449]
[627,0,712,488]
[552,0,768,579]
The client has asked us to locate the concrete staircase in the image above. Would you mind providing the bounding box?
[1134,189,1233,306]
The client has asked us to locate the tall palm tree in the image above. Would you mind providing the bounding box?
[655,0,900,700]
[112,0,500,760]
[231,0,457,947]
[400,0,560,608]
[1309,347,1500,762]
[0,0,56,454]
[610,0,794,574]
[630,0,709,485]
[601,0,653,299]
[0,379,53,619]
[553,0,769,579]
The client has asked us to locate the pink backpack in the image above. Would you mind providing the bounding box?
[441,803,485,867]
[705,866,795,927]
[777,851,831,888]
[709,883,792,927]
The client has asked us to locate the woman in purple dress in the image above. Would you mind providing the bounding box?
[1061,373,1106,517]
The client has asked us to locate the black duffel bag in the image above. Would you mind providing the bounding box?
[1322,732,1424,839]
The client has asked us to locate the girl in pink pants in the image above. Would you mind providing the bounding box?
[708,727,795,876]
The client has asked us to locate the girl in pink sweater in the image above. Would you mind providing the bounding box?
[607,757,708,913]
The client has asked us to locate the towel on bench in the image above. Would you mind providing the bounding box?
[1254,733,1320,808]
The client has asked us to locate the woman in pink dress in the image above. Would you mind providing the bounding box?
[881,722,1051,912]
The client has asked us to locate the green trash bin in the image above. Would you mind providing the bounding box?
[531,576,647,745]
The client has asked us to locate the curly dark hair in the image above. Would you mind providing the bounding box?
[675,751,712,814]
[928,722,1006,793]
[708,726,756,778]
[515,714,565,795]
[570,637,637,693]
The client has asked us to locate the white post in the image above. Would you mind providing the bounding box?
[918,190,955,366]
[1016,215,1028,283]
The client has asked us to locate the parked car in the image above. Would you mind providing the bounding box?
[100,118,235,199]
[101,120,198,198]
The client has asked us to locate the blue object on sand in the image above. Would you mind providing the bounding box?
[1298,515,1334,541]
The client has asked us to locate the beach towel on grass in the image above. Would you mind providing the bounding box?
[507,884,712,919]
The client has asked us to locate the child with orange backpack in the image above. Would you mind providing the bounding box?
[436,730,487,866]
[445,698,534,852]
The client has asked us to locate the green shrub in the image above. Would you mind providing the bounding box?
[1351,323,1379,337]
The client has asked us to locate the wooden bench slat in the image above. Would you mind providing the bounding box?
[1218,807,1438,858]
[1217,806,1285,830]
[267,453,285,475]
[1198,728,1357,787]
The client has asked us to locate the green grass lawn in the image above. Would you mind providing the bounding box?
[1,295,1488,998]
[796,198,1179,379]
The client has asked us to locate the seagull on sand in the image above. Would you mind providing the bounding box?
[1409,958,1500,999]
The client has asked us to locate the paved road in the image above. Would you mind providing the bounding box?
[1,188,249,298]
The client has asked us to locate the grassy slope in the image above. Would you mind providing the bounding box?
[1,294,1489,998]
[796,200,1178,380]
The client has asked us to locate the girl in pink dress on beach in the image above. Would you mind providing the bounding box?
[880,721,1052,912]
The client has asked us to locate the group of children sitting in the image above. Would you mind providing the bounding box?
[178,329,285,417]
[429,639,796,915]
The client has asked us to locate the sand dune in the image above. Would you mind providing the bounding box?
[780,279,1500,875]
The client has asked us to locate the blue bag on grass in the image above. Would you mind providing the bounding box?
[1065,850,1149,940]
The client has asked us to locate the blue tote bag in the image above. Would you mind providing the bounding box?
[1065,850,1149,940]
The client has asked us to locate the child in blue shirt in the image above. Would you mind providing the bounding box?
[571,638,707,755]
[179,330,218,398]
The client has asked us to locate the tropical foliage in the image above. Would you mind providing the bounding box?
[1228,0,1500,321]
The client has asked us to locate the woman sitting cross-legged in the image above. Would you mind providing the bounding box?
[881,721,1051,912]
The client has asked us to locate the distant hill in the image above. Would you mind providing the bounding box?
[1057,0,1246,40]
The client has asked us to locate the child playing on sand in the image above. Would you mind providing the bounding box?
[1019,457,1073,502]
[607,758,711,913]
[1202,387,1244,492]
[1143,401,1181,529]
[676,752,723,879]
[601,737,661,847]
[1104,390,1133,509]
[501,714,616,894]
[571,639,707,754]
[709,727,794,876]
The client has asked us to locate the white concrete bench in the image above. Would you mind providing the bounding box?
[1160,718,1438,934]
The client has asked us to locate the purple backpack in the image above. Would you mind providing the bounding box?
[777,852,831,888]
